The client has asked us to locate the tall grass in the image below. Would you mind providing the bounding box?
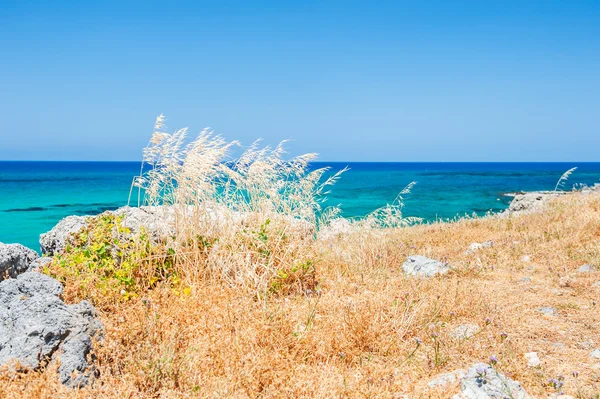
[128,115,347,290]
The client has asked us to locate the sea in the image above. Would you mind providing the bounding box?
[1,161,600,252]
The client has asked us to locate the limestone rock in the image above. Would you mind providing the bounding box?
[402,256,450,278]
[538,307,557,316]
[466,241,494,254]
[524,352,541,367]
[0,243,39,280]
[505,192,562,215]
[40,216,87,255]
[590,349,600,359]
[0,272,102,387]
[27,256,52,272]
[452,363,533,399]
[578,264,595,273]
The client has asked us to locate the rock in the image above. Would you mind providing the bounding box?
[27,256,52,272]
[524,352,541,367]
[466,241,494,254]
[538,307,557,316]
[113,206,174,236]
[590,349,600,359]
[451,324,481,340]
[521,255,531,263]
[40,216,87,255]
[578,264,595,273]
[0,243,39,280]
[452,363,533,399]
[402,256,450,278]
[577,341,594,350]
[519,277,532,283]
[505,192,563,215]
[593,281,600,289]
[427,369,467,389]
[0,272,102,387]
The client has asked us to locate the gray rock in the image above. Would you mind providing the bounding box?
[451,324,481,340]
[452,363,533,399]
[402,256,450,278]
[0,243,39,280]
[466,241,494,254]
[27,256,53,272]
[505,192,562,215]
[0,272,102,387]
[578,264,595,273]
[538,307,557,316]
[524,352,541,367]
[590,349,600,359]
[40,216,87,255]
[427,369,466,389]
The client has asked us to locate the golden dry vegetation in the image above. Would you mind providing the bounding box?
[2,191,600,398]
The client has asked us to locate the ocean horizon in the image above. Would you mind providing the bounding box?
[2,161,600,251]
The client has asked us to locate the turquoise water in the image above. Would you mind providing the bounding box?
[1,162,600,251]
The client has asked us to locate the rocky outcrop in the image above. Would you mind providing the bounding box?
[0,272,102,387]
[0,243,39,280]
[27,256,53,272]
[452,363,533,399]
[402,255,450,278]
[504,192,563,215]
[40,216,87,255]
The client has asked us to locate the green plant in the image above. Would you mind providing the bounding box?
[46,213,177,308]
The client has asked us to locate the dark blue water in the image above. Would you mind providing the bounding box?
[1,161,599,251]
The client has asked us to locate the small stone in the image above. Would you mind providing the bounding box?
[521,255,531,262]
[520,277,532,283]
[524,352,541,367]
[465,241,493,254]
[402,256,450,278]
[538,307,557,316]
[590,349,600,359]
[578,264,595,273]
[578,341,594,349]
[450,324,481,340]
[593,281,600,288]
[551,342,566,351]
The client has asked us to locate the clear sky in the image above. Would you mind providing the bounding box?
[1,0,599,161]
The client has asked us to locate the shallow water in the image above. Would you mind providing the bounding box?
[1,161,599,251]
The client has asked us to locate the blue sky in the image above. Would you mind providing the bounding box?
[1,1,599,161]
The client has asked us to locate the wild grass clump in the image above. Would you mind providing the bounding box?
[125,115,350,292]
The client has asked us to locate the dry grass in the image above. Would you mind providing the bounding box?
[2,192,600,398]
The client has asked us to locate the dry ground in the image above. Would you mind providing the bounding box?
[2,192,600,398]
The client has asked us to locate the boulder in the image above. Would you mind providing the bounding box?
[504,191,565,215]
[0,272,102,387]
[452,363,533,399]
[402,256,450,278]
[0,243,39,280]
[40,216,87,255]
